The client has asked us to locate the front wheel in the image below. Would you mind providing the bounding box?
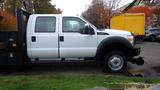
[103,50,127,73]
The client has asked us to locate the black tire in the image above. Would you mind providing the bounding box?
[103,50,127,73]
[150,35,156,42]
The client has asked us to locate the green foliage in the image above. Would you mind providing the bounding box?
[82,0,109,29]
[4,0,21,15]
[0,74,159,90]
[29,0,62,14]
[154,7,160,28]
[82,0,121,29]
[4,0,62,15]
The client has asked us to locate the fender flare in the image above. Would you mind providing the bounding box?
[95,36,133,60]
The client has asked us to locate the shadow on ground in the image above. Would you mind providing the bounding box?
[0,42,159,78]
[0,61,103,76]
[0,61,159,79]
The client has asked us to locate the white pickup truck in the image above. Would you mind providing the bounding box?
[0,9,143,73]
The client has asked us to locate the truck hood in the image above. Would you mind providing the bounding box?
[97,29,131,36]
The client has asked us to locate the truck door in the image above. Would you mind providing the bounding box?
[28,16,59,59]
[59,17,97,58]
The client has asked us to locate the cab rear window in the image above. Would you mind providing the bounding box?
[35,17,56,33]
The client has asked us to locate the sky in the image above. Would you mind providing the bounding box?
[51,0,134,15]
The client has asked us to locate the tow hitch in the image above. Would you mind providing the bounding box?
[129,57,144,65]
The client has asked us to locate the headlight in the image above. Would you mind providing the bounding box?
[127,34,135,46]
[127,35,134,42]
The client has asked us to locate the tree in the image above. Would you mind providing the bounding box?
[127,6,153,17]
[107,0,121,16]
[4,0,21,15]
[153,5,160,27]
[0,0,4,11]
[82,0,121,29]
[27,0,62,14]
[82,0,109,28]
[0,0,62,31]
[3,0,62,15]
[0,11,17,31]
[107,0,121,27]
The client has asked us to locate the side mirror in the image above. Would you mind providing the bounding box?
[81,24,95,35]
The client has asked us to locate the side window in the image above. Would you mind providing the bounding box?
[62,17,86,32]
[35,17,56,32]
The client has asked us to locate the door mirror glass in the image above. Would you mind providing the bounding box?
[81,24,95,35]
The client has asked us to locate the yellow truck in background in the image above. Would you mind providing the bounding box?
[110,13,145,36]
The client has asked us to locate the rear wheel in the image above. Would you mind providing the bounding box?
[103,50,127,73]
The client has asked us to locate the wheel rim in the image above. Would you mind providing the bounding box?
[108,54,124,71]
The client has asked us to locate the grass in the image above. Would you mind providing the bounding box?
[0,74,159,90]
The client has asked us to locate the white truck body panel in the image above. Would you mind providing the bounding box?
[59,33,97,57]
[26,14,133,60]
[97,29,134,46]
[27,15,60,59]
[59,16,98,57]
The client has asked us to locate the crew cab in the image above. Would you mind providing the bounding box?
[0,9,144,73]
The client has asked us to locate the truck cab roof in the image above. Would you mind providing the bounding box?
[30,14,80,17]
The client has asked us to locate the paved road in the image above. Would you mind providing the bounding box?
[0,42,160,77]
[128,41,160,77]
[139,42,160,67]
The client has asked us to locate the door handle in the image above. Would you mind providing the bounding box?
[59,36,64,42]
[31,36,36,42]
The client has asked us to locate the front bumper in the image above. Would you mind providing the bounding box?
[130,47,141,57]
[128,47,144,65]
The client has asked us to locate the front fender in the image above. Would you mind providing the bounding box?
[95,36,134,60]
